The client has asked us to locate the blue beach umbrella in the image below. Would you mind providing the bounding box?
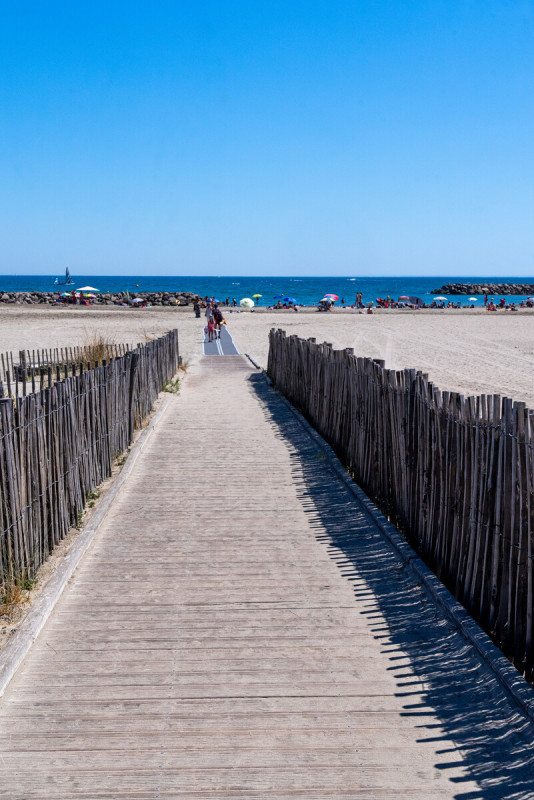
[274,295,285,299]
[283,297,297,303]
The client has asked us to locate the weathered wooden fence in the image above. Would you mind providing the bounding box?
[0,342,136,398]
[0,330,179,587]
[268,328,534,678]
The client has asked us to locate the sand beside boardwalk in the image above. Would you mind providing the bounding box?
[1,305,534,407]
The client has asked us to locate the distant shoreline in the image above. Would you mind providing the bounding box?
[2,275,534,308]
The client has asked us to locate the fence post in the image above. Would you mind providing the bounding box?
[19,350,27,397]
[128,353,140,440]
[0,398,17,579]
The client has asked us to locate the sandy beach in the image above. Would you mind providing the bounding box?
[1,304,534,407]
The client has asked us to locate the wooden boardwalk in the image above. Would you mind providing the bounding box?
[1,354,534,798]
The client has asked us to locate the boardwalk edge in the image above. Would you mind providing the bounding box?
[262,371,534,726]
[0,397,171,698]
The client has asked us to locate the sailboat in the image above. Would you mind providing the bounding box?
[54,267,74,286]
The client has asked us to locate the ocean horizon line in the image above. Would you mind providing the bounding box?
[1,273,534,280]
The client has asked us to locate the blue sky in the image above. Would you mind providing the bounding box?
[1,1,533,276]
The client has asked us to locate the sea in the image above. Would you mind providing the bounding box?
[1,275,533,306]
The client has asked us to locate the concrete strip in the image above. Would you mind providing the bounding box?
[0,397,170,698]
[266,372,534,725]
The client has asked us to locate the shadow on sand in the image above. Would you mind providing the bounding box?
[248,372,534,800]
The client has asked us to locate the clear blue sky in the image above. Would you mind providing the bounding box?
[1,1,533,277]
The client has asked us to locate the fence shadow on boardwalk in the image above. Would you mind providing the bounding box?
[248,372,534,800]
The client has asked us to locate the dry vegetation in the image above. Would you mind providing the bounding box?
[0,569,37,618]
[81,330,117,364]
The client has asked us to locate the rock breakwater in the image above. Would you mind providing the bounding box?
[432,283,534,296]
[0,291,201,306]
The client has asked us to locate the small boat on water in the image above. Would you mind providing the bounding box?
[54,267,74,286]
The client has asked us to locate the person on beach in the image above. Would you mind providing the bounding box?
[213,305,223,338]
[207,316,215,341]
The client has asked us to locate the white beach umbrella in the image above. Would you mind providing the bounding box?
[469,297,478,301]
[77,285,100,292]
[434,296,447,301]
[240,297,254,308]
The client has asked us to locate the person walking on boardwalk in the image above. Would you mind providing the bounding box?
[207,314,215,342]
[213,305,223,338]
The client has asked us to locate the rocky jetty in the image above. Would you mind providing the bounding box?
[432,283,534,296]
[0,290,201,306]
